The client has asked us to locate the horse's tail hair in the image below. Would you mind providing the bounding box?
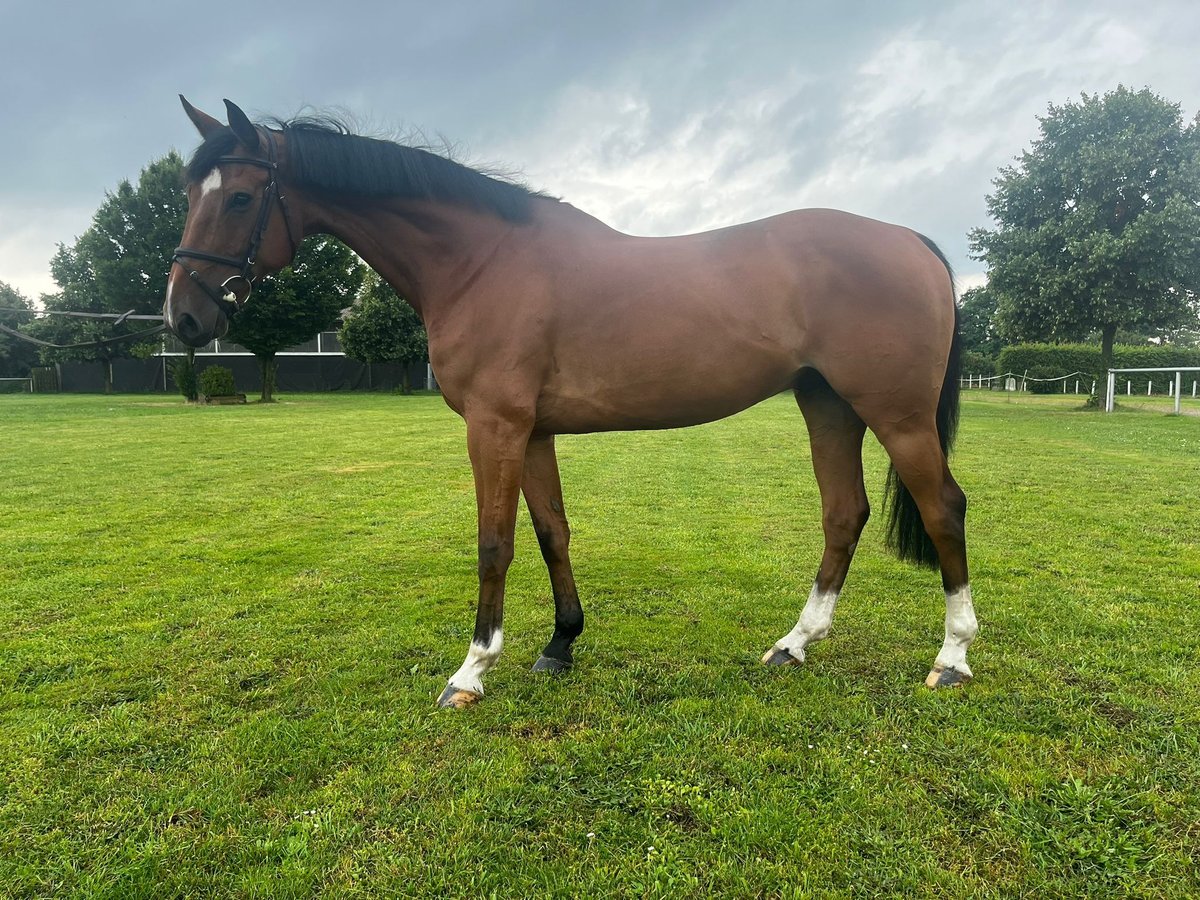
[884,235,961,568]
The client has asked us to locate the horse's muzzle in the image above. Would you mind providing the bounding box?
[168,305,229,348]
[173,312,208,347]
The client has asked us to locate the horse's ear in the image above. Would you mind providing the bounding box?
[180,95,223,138]
[223,99,261,151]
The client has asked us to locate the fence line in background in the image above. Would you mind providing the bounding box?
[1105,366,1200,414]
[960,371,1095,394]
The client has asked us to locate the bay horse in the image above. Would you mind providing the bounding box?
[164,98,977,708]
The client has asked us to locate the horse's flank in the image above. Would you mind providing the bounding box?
[407,198,953,437]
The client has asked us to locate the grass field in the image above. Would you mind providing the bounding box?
[2,391,1198,898]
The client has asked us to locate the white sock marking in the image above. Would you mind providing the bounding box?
[934,585,978,675]
[200,168,222,196]
[447,629,503,696]
[765,583,840,662]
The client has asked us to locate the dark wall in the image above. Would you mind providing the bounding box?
[56,357,431,394]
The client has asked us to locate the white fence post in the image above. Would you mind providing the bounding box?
[1104,367,1200,412]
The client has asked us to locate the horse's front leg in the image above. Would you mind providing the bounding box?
[437,411,532,709]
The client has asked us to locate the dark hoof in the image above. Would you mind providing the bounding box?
[437,684,482,709]
[531,655,572,675]
[925,666,972,689]
[761,647,802,666]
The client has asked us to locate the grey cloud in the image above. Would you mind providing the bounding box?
[2,0,1198,298]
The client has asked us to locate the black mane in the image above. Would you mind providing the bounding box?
[186,116,546,223]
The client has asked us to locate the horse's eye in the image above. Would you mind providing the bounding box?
[228,192,254,210]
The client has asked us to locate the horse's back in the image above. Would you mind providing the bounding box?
[519,206,953,433]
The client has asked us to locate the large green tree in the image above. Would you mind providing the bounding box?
[33,152,187,391]
[0,281,40,379]
[338,271,428,393]
[969,86,1200,394]
[957,285,1003,358]
[226,237,366,402]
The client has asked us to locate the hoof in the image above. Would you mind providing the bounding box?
[531,655,572,675]
[925,666,972,689]
[437,684,483,709]
[761,647,802,666]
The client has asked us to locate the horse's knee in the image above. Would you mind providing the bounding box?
[823,497,870,547]
[478,539,514,580]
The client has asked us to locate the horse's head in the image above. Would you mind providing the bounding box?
[164,97,300,347]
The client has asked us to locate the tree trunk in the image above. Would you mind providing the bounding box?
[102,356,114,395]
[258,354,278,403]
[401,365,411,395]
[1094,322,1117,409]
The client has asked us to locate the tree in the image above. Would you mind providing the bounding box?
[0,281,40,378]
[32,152,187,392]
[957,285,1003,358]
[339,272,428,393]
[969,86,1200,398]
[82,152,187,312]
[226,237,365,402]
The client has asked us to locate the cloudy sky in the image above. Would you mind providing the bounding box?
[2,0,1197,302]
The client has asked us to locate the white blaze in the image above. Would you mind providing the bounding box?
[200,169,222,196]
[163,278,174,329]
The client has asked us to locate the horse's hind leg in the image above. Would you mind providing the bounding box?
[763,372,870,666]
[522,435,585,674]
[873,419,977,688]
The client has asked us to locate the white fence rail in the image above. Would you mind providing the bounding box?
[960,371,1095,394]
[1105,367,1200,414]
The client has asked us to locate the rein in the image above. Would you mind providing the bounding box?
[171,127,298,319]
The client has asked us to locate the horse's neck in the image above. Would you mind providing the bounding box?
[303,198,519,321]
[304,196,614,323]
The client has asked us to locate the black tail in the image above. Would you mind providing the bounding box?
[884,235,961,568]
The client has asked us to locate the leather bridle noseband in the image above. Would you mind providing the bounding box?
[171,128,297,319]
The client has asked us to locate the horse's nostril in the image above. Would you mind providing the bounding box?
[176,312,201,341]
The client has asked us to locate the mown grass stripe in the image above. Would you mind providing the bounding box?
[1,392,1197,897]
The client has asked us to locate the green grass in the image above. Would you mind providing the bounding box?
[2,391,1198,898]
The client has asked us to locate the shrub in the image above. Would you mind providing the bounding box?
[199,366,238,398]
[171,358,199,401]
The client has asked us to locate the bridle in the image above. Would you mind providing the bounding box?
[171,127,298,319]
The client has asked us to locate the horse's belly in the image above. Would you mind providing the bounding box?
[534,356,796,434]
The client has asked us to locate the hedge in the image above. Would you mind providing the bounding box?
[992,343,1200,394]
